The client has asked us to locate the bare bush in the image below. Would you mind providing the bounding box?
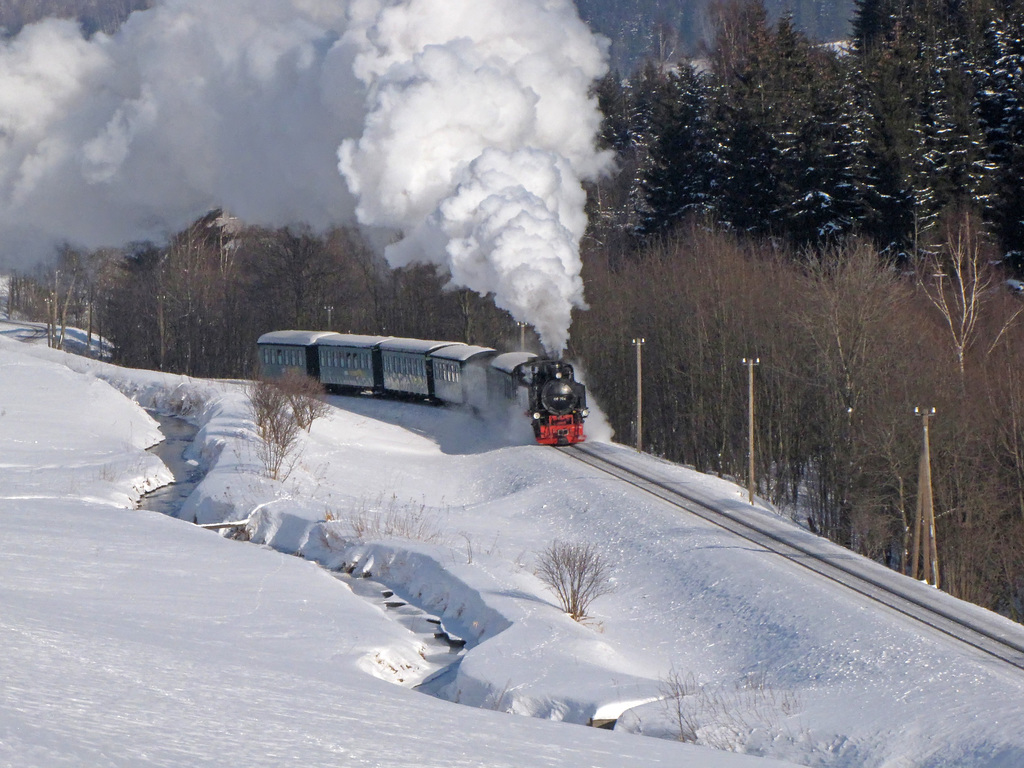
[277,370,330,431]
[535,540,615,621]
[341,495,447,544]
[247,378,300,481]
[659,669,800,750]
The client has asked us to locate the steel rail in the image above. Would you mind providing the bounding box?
[560,443,1024,675]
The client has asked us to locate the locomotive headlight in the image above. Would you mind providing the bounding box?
[582,409,590,417]
[555,372,563,379]
[533,412,541,420]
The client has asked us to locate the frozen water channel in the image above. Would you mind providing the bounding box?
[139,409,469,696]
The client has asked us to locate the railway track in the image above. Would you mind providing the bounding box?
[561,441,1024,676]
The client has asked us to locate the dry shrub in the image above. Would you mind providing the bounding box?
[660,669,800,750]
[343,496,447,544]
[276,370,330,431]
[247,378,300,480]
[535,540,614,621]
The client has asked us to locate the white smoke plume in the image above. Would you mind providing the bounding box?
[0,1,361,258]
[339,0,612,353]
[0,0,611,354]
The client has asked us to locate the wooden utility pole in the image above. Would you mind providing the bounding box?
[912,407,940,586]
[51,270,60,349]
[632,338,645,452]
[742,358,760,504]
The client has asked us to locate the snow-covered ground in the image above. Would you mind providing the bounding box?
[2,331,1024,768]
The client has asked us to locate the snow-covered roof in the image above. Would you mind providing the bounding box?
[257,330,341,346]
[490,351,537,373]
[379,338,464,355]
[429,344,496,362]
[317,334,393,349]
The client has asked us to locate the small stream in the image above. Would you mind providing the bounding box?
[140,411,203,520]
[137,410,468,692]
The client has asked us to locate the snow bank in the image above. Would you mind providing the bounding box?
[1,336,796,768]
[4,335,1024,768]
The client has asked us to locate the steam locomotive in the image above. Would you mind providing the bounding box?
[256,331,588,445]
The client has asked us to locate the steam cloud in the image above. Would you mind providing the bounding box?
[0,0,611,354]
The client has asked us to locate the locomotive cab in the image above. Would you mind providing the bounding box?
[525,360,587,446]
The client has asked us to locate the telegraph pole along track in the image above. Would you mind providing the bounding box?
[559,441,1024,675]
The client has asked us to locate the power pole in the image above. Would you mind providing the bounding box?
[632,338,645,452]
[912,407,940,586]
[52,270,60,349]
[742,358,760,504]
[44,297,53,348]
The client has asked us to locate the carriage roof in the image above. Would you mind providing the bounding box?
[490,351,538,374]
[257,330,341,346]
[317,334,393,349]
[379,338,464,355]
[429,345,497,362]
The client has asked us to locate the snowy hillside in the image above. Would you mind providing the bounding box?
[2,334,1024,767]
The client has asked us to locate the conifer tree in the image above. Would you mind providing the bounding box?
[637,64,718,239]
[976,7,1024,266]
[854,0,932,255]
[711,0,781,235]
[771,19,863,245]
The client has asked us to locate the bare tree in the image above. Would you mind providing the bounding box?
[919,210,1022,379]
[247,378,301,481]
[277,370,330,432]
[535,540,615,622]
